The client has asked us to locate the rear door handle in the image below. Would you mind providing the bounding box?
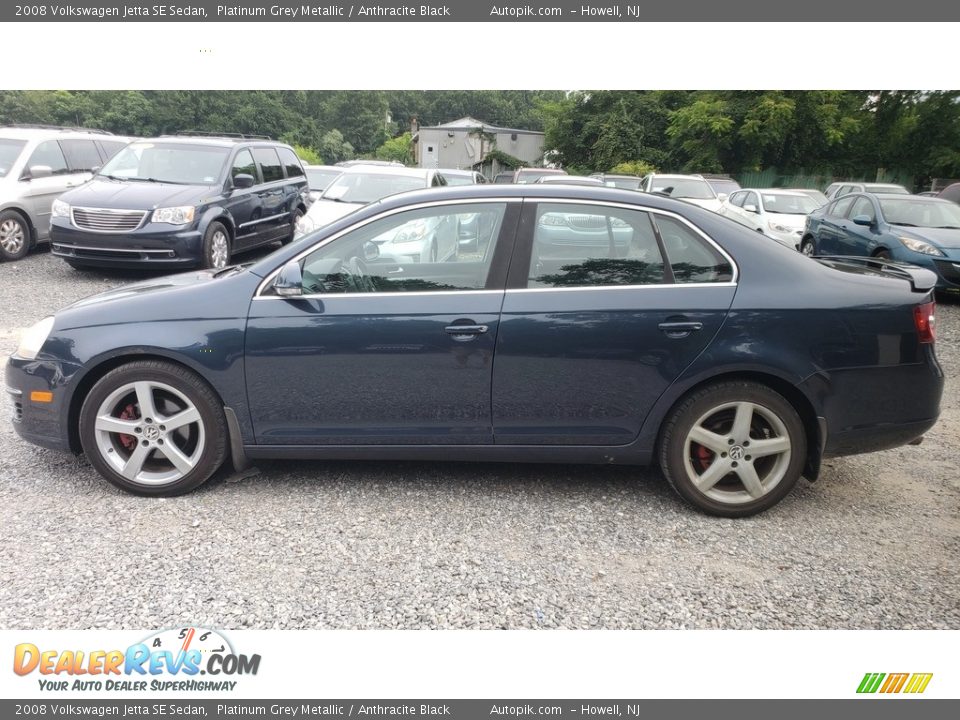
[658,321,703,338]
[445,324,488,338]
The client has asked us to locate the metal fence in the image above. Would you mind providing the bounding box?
[733,168,917,191]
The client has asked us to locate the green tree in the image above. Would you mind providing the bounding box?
[375,132,412,164]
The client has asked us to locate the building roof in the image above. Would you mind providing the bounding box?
[420,116,543,136]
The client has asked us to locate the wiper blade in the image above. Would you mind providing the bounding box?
[212,263,247,278]
[891,222,918,227]
[934,225,960,230]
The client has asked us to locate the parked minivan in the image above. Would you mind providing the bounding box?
[50,134,309,270]
[0,125,131,261]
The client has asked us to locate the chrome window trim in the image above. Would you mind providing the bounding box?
[253,196,739,299]
[254,197,519,299]
[254,289,505,301]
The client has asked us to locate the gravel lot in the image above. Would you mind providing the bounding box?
[1,248,958,630]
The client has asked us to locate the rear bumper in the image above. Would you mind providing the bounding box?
[50,220,203,268]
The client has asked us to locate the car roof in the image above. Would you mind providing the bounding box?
[742,188,810,197]
[146,136,286,148]
[869,192,949,202]
[337,164,435,178]
[0,126,118,140]
[304,164,341,171]
[439,168,477,176]
[650,173,706,180]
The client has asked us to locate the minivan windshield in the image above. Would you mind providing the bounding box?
[99,142,231,185]
[0,139,27,178]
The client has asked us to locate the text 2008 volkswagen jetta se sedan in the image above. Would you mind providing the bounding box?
[6,185,944,516]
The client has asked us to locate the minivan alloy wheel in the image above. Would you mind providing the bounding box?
[0,217,27,257]
[210,230,229,268]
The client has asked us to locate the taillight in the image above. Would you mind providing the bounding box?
[914,301,936,343]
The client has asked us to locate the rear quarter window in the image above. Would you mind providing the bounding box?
[654,215,733,284]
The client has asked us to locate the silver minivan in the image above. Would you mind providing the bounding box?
[0,126,132,261]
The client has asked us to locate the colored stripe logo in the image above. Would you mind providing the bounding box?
[857,672,933,694]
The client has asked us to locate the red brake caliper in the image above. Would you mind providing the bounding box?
[118,403,140,451]
[695,444,713,472]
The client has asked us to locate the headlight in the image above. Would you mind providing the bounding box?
[51,199,70,219]
[393,220,429,243]
[898,236,944,257]
[16,317,55,360]
[295,213,316,238]
[768,221,792,233]
[151,206,195,225]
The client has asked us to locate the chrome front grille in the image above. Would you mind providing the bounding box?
[72,207,147,233]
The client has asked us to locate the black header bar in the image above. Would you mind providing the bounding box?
[5,1,959,22]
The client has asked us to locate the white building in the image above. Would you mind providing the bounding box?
[413,116,546,176]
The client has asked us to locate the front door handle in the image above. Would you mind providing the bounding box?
[658,321,703,338]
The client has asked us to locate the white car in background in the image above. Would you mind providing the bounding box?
[720,188,821,250]
[639,173,723,212]
[295,165,446,238]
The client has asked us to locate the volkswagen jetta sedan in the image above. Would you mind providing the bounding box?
[6,185,943,517]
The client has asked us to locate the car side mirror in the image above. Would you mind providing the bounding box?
[233,173,255,190]
[717,193,728,202]
[90,165,101,174]
[744,203,758,214]
[274,260,303,297]
[852,214,873,226]
[363,241,380,262]
[25,165,53,179]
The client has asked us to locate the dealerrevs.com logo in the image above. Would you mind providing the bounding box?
[13,627,260,692]
[857,673,933,694]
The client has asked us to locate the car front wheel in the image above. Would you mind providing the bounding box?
[79,360,228,496]
[0,210,31,261]
[201,221,231,269]
[659,381,807,517]
[799,238,816,256]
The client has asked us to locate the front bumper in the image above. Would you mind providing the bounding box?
[5,355,78,453]
[50,219,204,268]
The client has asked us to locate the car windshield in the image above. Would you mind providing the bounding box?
[442,174,475,186]
[99,142,230,185]
[793,189,828,206]
[760,193,820,215]
[0,138,27,178]
[604,177,642,190]
[651,178,716,200]
[322,172,428,203]
[880,198,960,228]
[305,168,341,191]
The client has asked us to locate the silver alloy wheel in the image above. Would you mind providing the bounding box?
[209,230,229,269]
[801,240,815,256]
[682,401,792,505]
[93,380,206,486]
[0,218,26,255]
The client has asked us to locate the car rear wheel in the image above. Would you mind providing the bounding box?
[79,360,228,496]
[659,381,806,517]
[799,238,816,256]
[0,210,31,261]
[201,222,231,269]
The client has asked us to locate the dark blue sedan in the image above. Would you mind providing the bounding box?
[5,185,944,517]
[801,192,960,294]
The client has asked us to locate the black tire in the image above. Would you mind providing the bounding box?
[201,221,231,269]
[799,237,816,256]
[658,381,807,518]
[0,209,32,261]
[283,207,304,246]
[873,248,892,260]
[79,360,228,496]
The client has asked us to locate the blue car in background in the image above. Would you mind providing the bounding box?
[6,185,944,517]
[801,192,960,294]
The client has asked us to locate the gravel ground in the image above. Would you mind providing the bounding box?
[1,248,958,630]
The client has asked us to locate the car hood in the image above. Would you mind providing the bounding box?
[64,269,226,311]
[60,177,216,209]
[895,226,960,250]
[682,197,722,212]
[303,198,362,226]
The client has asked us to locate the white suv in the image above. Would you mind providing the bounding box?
[639,173,723,212]
[0,126,132,261]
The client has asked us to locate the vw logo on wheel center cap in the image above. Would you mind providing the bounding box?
[730,445,745,460]
[144,425,161,441]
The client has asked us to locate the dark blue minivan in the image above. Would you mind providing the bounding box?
[49,135,309,270]
[7,185,944,516]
